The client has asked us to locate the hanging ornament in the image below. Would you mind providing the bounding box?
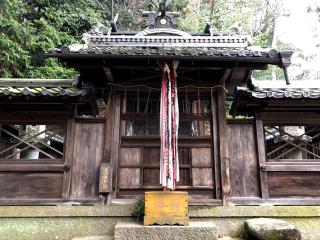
[159,61,179,190]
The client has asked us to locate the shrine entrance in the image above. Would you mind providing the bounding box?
[114,90,221,203]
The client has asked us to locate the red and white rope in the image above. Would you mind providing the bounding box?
[160,61,179,190]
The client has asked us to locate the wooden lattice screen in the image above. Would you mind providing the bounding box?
[264,125,320,161]
[0,124,65,160]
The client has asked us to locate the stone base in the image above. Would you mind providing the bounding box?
[114,221,218,240]
[244,218,301,240]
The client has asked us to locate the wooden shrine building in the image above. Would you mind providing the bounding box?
[0,2,320,239]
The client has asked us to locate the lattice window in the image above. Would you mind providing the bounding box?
[264,125,320,160]
[0,124,65,160]
[122,92,212,137]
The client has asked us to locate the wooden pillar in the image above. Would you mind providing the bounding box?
[103,90,115,203]
[217,88,231,205]
[104,91,121,201]
[211,92,221,199]
[62,117,76,199]
[255,113,269,199]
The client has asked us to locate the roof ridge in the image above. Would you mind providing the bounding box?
[0,79,76,88]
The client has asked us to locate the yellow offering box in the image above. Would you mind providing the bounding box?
[144,191,189,226]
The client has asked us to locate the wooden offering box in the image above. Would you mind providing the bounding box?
[144,191,189,226]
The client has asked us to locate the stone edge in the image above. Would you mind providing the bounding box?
[0,206,320,218]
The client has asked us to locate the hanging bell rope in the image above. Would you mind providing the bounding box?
[144,88,151,113]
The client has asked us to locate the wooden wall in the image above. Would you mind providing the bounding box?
[1,114,320,204]
[227,120,320,204]
[268,172,320,197]
[228,123,261,198]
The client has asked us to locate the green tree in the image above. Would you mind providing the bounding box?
[0,0,110,78]
[0,0,284,79]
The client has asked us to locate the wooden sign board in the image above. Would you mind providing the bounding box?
[99,163,112,194]
[144,191,189,226]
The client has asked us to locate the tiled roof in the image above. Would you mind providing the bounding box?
[47,21,293,64]
[237,87,320,99]
[231,80,320,115]
[0,79,87,97]
[237,80,320,99]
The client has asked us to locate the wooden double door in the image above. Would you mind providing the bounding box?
[115,91,221,202]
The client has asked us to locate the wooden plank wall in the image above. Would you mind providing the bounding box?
[228,123,261,198]
[268,172,320,197]
[69,122,105,200]
[0,172,63,199]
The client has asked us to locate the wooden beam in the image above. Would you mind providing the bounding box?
[255,114,269,199]
[217,87,231,205]
[103,67,115,83]
[231,197,320,206]
[0,163,65,172]
[263,164,320,172]
[261,112,320,124]
[0,199,99,206]
[220,68,232,83]
[63,58,271,71]
[0,112,70,123]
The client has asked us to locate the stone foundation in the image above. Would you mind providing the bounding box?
[0,206,320,239]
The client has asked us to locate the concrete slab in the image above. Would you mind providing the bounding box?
[114,221,218,240]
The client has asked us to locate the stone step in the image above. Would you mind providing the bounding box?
[71,236,113,240]
[114,221,218,240]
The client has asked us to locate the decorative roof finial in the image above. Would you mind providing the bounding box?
[143,0,179,29]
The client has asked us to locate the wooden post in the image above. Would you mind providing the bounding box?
[255,113,269,199]
[111,94,121,199]
[103,90,116,203]
[62,117,76,199]
[211,91,221,199]
[217,88,231,206]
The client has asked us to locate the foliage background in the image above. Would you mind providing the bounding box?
[0,0,318,79]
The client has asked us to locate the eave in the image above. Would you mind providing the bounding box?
[0,78,97,115]
[231,82,320,116]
